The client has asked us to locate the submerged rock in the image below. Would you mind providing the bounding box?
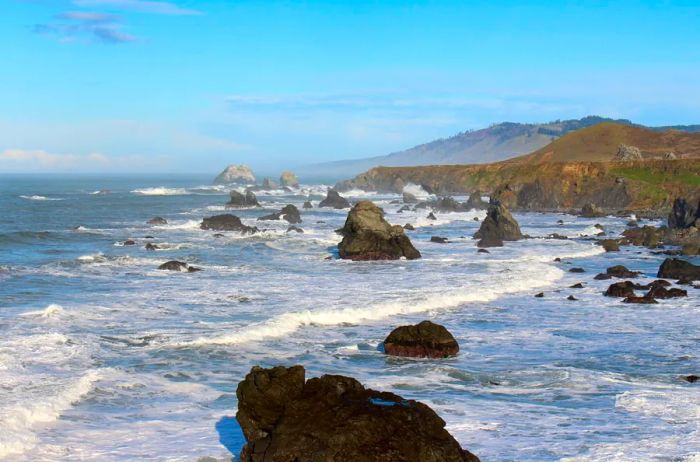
[286,225,304,233]
[236,365,479,462]
[158,261,201,272]
[605,265,641,278]
[214,164,256,185]
[201,214,258,234]
[147,217,167,225]
[430,236,448,244]
[383,320,459,358]
[657,258,700,281]
[338,201,421,261]
[623,296,657,304]
[473,200,523,247]
[319,190,351,209]
[226,190,260,208]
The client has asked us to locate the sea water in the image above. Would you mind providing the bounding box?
[0,174,698,461]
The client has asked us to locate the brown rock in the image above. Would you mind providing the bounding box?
[383,320,459,359]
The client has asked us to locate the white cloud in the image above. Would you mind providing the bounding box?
[72,0,202,15]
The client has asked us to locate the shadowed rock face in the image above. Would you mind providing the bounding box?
[658,258,700,281]
[320,190,351,209]
[226,190,260,208]
[236,365,480,462]
[338,201,421,261]
[200,214,258,234]
[383,320,459,358]
[473,200,523,247]
[669,198,700,229]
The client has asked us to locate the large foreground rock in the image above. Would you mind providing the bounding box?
[384,320,459,358]
[226,190,260,208]
[657,258,700,281]
[236,365,479,462]
[473,200,523,247]
[214,164,256,184]
[319,190,351,209]
[200,214,258,234]
[338,201,421,260]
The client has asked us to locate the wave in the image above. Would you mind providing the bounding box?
[402,183,434,200]
[131,187,189,196]
[19,304,64,318]
[19,195,63,201]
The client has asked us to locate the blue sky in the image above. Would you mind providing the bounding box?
[1,0,699,174]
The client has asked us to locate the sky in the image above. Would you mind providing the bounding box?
[1,0,700,174]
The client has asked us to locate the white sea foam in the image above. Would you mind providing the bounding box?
[19,304,65,318]
[402,183,434,200]
[19,195,63,201]
[131,187,189,196]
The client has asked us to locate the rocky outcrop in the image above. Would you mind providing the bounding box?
[600,239,620,252]
[201,214,258,234]
[465,191,487,210]
[657,258,700,281]
[214,164,256,184]
[319,190,351,209]
[604,281,636,298]
[147,217,167,225]
[580,203,605,218]
[473,201,523,247]
[432,197,468,212]
[383,321,459,358]
[258,205,302,224]
[158,261,201,272]
[668,198,699,229]
[621,226,664,247]
[261,177,279,189]
[615,144,643,161]
[303,201,313,209]
[338,201,421,261]
[236,365,479,462]
[280,171,299,188]
[605,265,641,278]
[226,190,260,208]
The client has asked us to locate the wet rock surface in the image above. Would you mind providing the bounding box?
[383,320,459,359]
[201,214,258,234]
[473,201,523,247]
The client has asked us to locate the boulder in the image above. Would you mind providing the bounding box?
[201,214,258,234]
[383,320,459,358]
[236,365,479,462]
[668,198,699,229]
[319,190,351,209]
[473,201,523,247]
[580,203,605,218]
[338,201,421,261]
[657,258,700,281]
[286,226,304,233]
[261,177,279,189]
[258,205,302,224]
[604,281,636,298]
[465,191,487,210]
[569,267,585,273]
[145,243,160,251]
[279,171,299,188]
[600,239,620,252]
[645,286,687,299]
[404,223,415,231]
[605,265,641,278]
[303,201,313,209]
[432,197,467,213]
[403,192,419,204]
[214,164,256,184]
[623,296,657,304]
[397,205,412,213]
[615,144,643,161]
[147,217,167,225]
[621,225,664,248]
[430,236,448,244]
[158,261,202,272]
[226,190,260,208]
[123,239,136,246]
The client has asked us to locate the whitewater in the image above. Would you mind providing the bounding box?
[0,174,698,461]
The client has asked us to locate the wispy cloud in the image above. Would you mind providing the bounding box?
[34,11,136,43]
[72,0,202,16]
[1,149,111,166]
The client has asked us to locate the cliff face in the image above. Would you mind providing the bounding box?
[336,159,700,214]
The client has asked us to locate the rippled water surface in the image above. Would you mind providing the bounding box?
[1,175,699,461]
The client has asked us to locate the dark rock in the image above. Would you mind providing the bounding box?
[280,204,302,224]
[403,223,415,231]
[554,257,562,262]
[621,226,664,247]
[657,258,700,281]
[145,243,160,251]
[570,282,584,289]
[303,201,313,209]
[432,197,467,212]
[683,375,699,383]
[534,292,544,298]
[144,236,155,239]
[158,261,199,272]
[682,244,700,256]
[594,273,612,280]
[567,295,578,301]
[604,281,636,298]
[286,226,304,233]
[123,239,136,246]
[623,296,658,304]
[402,192,419,204]
[147,217,167,225]
[668,198,699,229]
[227,190,260,208]
[606,265,641,278]
[338,201,421,261]
[384,320,459,359]
[466,191,487,210]
[645,286,688,299]
[397,205,412,213]
[557,219,565,224]
[187,266,202,273]
[600,239,620,252]
[580,203,605,218]
[213,233,224,238]
[236,365,479,462]
[473,201,523,248]
[473,217,480,221]
[569,267,585,273]
[261,177,279,189]
[547,233,569,240]
[430,236,448,244]
[201,214,258,234]
[627,220,638,227]
[319,190,351,209]
[478,249,490,254]
[427,212,437,220]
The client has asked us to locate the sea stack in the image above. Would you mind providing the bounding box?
[236,365,480,462]
[319,189,351,209]
[279,171,300,188]
[213,165,256,185]
[473,200,523,247]
[338,201,421,260]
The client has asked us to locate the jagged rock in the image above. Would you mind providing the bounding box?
[668,198,700,229]
[427,212,437,220]
[605,265,641,278]
[657,258,700,281]
[600,239,620,252]
[158,261,202,272]
[319,190,350,209]
[262,177,279,189]
[236,365,479,462]
[258,205,302,224]
[214,164,256,184]
[279,171,299,188]
[516,180,559,211]
[466,191,487,210]
[621,225,664,247]
[645,285,687,299]
[147,217,167,225]
[383,321,459,358]
[430,236,448,244]
[473,201,523,248]
[604,281,636,298]
[615,144,643,161]
[403,192,419,204]
[404,223,415,231]
[201,214,258,234]
[338,201,421,261]
[226,190,260,208]
[303,201,313,209]
[580,203,605,218]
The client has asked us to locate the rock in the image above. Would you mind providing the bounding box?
[338,201,421,261]
[236,365,479,462]
[684,375,699,383]
[473,200,523,247]
[213,233,224,238]
[682,244,700,256]
[477,249,490,253]
[567,295,578,301]
[606,265,641,278]
[473,217,480,221]
[145,243,160,251]
[570,282,584,289]
[404,223,415,231]
[615,144,643,161]
[147,217,167,225]
[214,164,256,184]
[432,197,467,212]
[158,261,201,272]
[397,205,412,213]
[286,226,304,233]
[383,320,459,359]
[430,236,448,244]
[260,205,302,224]
[402,192,419,204]
[534,292,544,298]
[465,191,487,210]
[319,190,350,209]
[668,198,699,229]
[261,177,279,189]
[226,190,260,208]
[201,214,258,234]
[580,203,605,218]
[621,226,664,247]
[594,273,612,280]
[645,286,687,299]
[665,152,678,160]
[604,281,636,298]
[279,171,299,188]
[547,233,569,240]
[623,296,657,304]
[303,201,313,209]
[657,258,700,281]
[123,239,136,246]
[600,239,620,252]
[569,267,585,273]
[627,220,639,227]
[426,212,437,221]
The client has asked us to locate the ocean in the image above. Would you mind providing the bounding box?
[0,174,698,461]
